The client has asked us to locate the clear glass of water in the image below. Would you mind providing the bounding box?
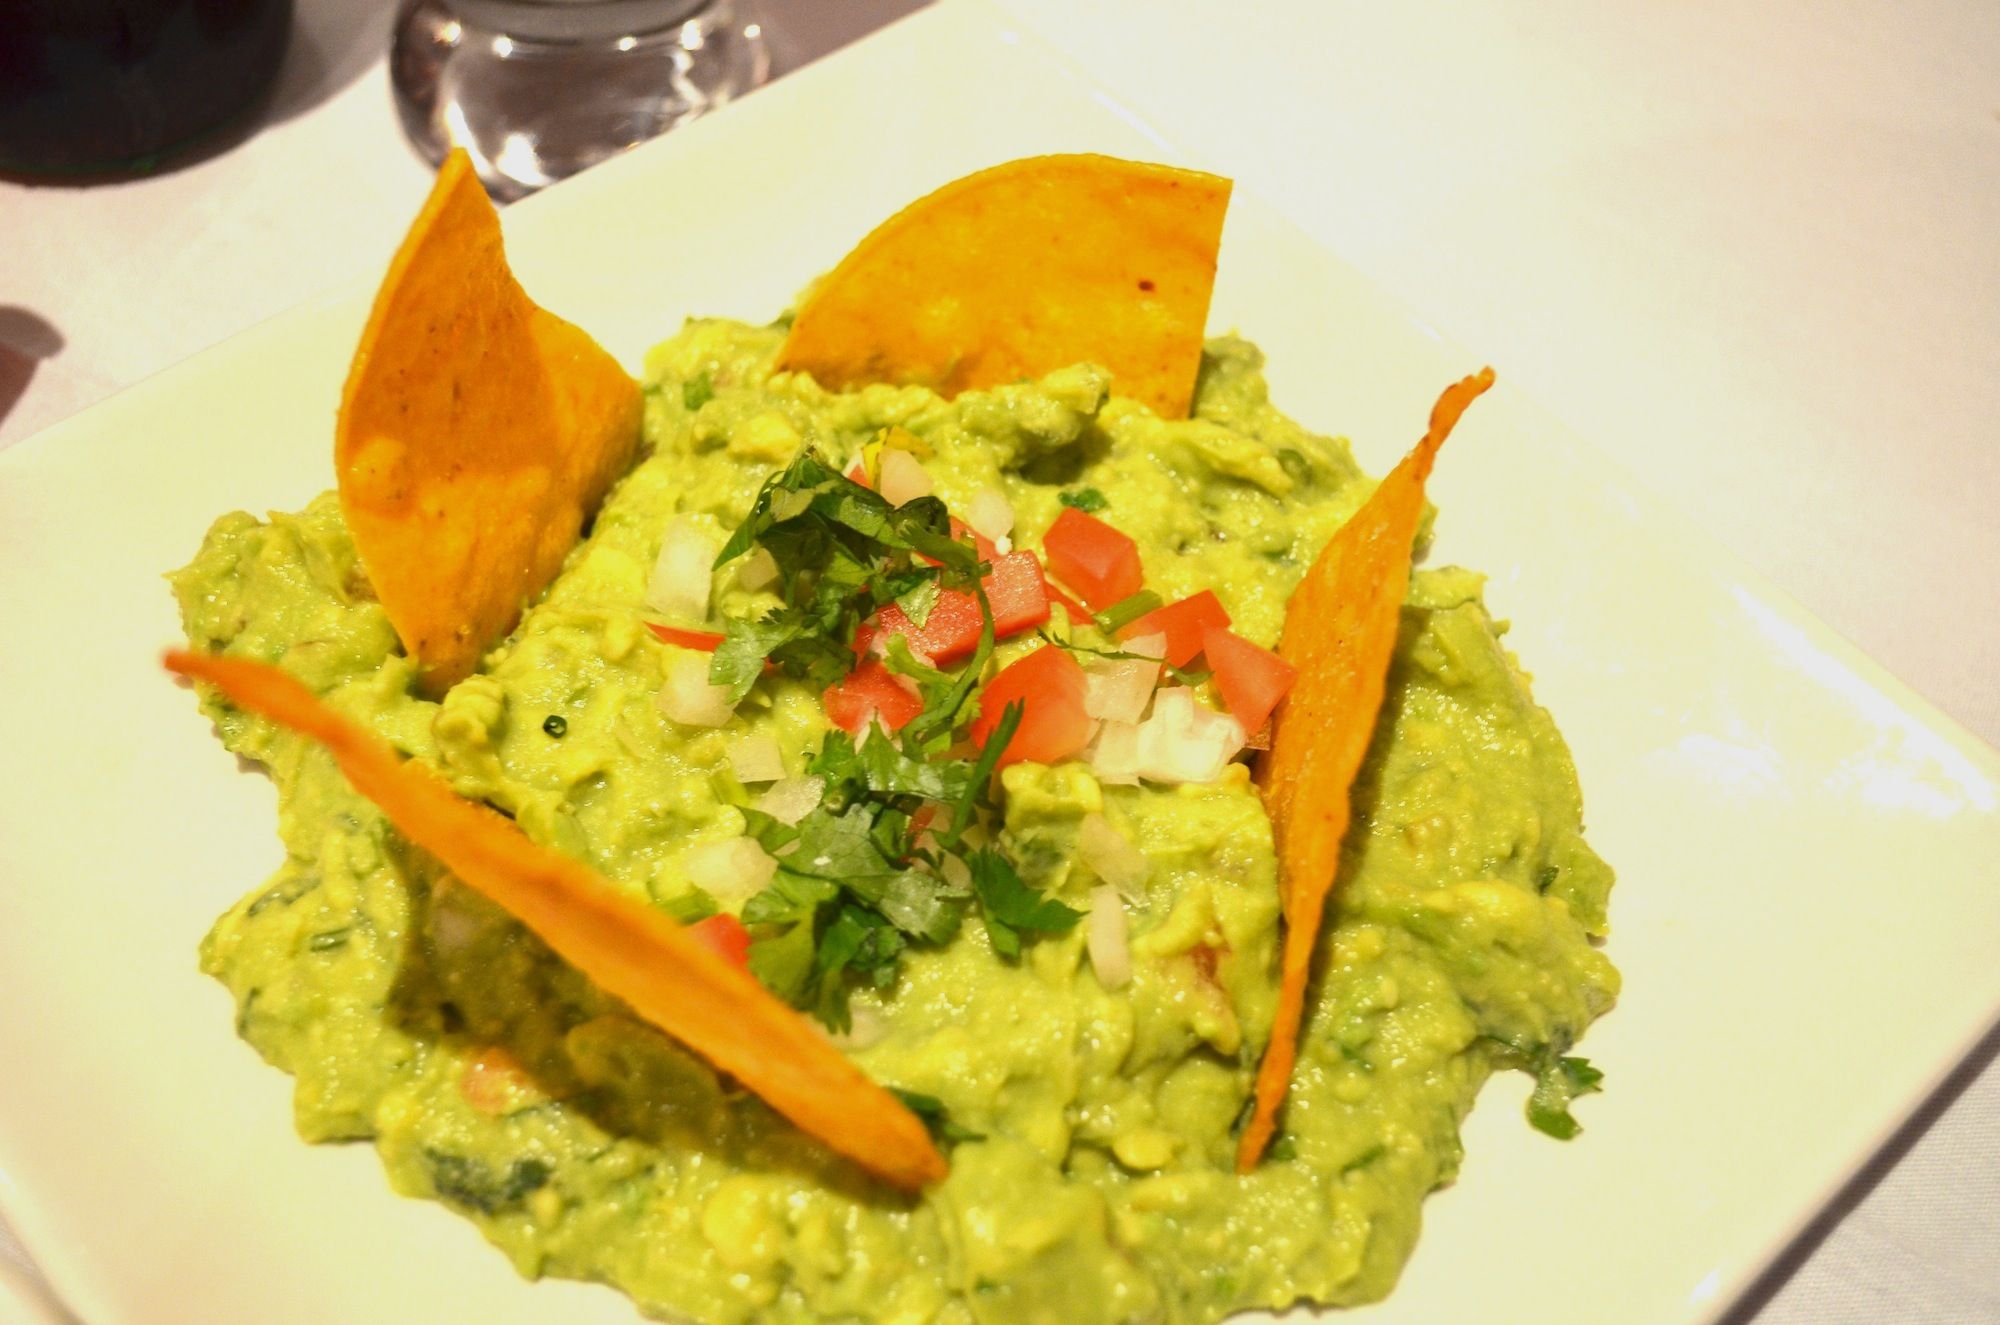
[391,0,770,200]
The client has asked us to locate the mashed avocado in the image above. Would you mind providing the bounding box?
[171,320,1617,1324]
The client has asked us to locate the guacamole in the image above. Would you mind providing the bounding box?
[171,319,1617,1324]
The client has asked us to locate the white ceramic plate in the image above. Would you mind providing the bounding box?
[3,4,1997,1323]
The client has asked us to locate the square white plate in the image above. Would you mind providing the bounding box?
[2,3,1997,1322]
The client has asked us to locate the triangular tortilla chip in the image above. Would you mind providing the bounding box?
[777,154,1230,419]
[337,149,641,694]
[164,650,947,1191]
[1237,368,1496,1172]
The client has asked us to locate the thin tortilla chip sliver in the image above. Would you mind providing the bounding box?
[1236,367,1496,1173]
[777,154,1230,419]
[164,650,948,1192]
[337,150,641,694]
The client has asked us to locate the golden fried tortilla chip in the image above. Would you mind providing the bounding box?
[165,649,949,1191]
[1237,367,1496,1172]
[777,154,1230,419]
[337,149,641,694]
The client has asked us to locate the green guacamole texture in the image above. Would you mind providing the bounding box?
[170,319,1618,1324]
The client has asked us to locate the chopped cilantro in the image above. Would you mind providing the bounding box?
[890,1088,984,1145]
[660,887,718,924]
[704,450,978,702]
[708,447,1074,1026]
[681,371,714,410]
[1059,487,1109,513]
[1527,1054,1604,1140]
[966,847,1084,959]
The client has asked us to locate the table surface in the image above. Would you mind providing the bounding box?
[2,1,1995,1322]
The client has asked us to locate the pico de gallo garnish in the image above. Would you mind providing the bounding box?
[633,441,1302,1032]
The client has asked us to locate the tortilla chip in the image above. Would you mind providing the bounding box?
[337,149,641,694]
[1236,367,1496,1172]
[777,154,1230,419]
[164,650,948,1191]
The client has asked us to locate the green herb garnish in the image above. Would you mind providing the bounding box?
[706,450,980,703]
[1527,1054,1604,1140]
[681,371,714,410]
[708,449,1081,1028]
[965,846,1085,959]
[1059,487,1109,513]
[890,1088,985,1145]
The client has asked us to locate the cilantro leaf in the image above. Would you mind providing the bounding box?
[1059,487,1109,513]
[889,1088,985,1145]
[681,372,714,411]
[660,888,718,924]
[966,847,1084,959]
[894,574,942,629]
[939,701,1019,853]
[1527,1054,1604,1140]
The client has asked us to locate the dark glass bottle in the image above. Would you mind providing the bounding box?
[0,0,293,176]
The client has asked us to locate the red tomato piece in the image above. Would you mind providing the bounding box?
[685,913,753,970]
[857,551,1051,665]
[646,623,726,651]
[845,461,871,488]
[1201,625,1298,733]
[1120,590,1232,668]
[984,551,1052,636]
[1042,508,1144,610]
[823,659,925,733]
[951,517,1001,565]
[970,645,1094,768]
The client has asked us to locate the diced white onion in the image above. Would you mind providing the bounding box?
[826,1000,890,1051]
[1078,813,1148,900]
[1121,631,1168,661]
[1089,720,1143,786]
[938,851,973,892]
[966,487,1016,543]
[1084,656,1162,725]
[429,893,483,955]
[657,651,737,728]
[735,546,780,592]
[683,835,777,902]
[1134,688,1247,785]
[876,448,934,507]
[1087,885,1132,989]
[727,733,786,784]
[646,516,717,621]
[756,775,825,826]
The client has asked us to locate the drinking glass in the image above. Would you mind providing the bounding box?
[390,0,769,200]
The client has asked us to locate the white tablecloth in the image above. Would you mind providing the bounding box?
[3,1,1995,1322]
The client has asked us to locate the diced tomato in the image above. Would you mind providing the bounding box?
[1202,625,1298,733]
[856,551,1051,665]
[685,914,753,970]
[1042,508,1144,610]
[951,517,1001,565]
[981,552,1051,634]
[823,658,926,733]
[845,461,871,488]
[458,1047,534,1116]
[970,645,1094,768]
[646,622,727,651]
[1120,590,1232,668]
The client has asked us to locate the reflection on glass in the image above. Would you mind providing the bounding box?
[391,0,770,201]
